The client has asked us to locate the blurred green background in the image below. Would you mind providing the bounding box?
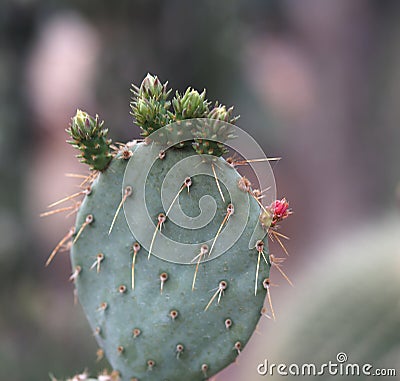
[0,0,399,380]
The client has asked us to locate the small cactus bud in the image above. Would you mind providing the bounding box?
[67,110,112,171]
[172,87,210,120]
[130,74,172,136]
[260,209,273,229]
[139,74,169,102]
[208,103,239,124]
[192,102,238,156]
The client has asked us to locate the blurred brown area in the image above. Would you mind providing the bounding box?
[0,0,399,380]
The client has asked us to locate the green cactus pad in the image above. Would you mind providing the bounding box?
[70,145,270,381]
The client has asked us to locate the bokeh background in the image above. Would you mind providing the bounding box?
[1,0,399,380]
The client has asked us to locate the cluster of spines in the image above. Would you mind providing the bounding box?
[130,73,238,156]
[66,110,113,172]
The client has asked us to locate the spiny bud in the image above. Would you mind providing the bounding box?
[69,109,104,140]
[66,110,112,171]
[138,73,171,102]
[130,74,172,136]
[259,209,273,230]
[191,102,238,157]
[172,87,210,120]
[208,103,239,124]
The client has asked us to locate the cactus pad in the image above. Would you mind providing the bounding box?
[45,74,292,381]
[71,144,269,380]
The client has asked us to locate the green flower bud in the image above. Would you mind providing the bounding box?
[66,110,112,171]
[172,87,210,120]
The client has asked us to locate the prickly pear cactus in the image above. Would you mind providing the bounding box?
[46,74,292,381]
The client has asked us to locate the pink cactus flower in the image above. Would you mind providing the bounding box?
[269,198,292,227]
